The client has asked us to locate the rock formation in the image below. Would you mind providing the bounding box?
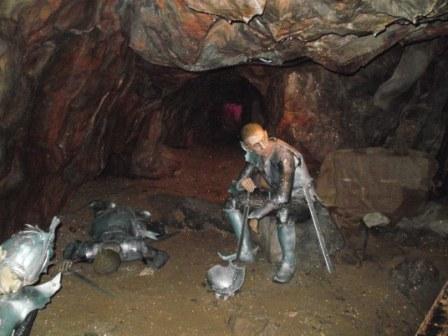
[0,0,447,236]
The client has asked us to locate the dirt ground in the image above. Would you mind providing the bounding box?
[32,144,448,336]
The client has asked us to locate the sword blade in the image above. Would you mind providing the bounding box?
[303,185,335,274]
[70,271,116,298]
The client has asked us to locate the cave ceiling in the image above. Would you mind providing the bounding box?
[127,0,448,73]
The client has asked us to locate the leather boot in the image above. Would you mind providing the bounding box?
[273,222,296,283]
[223,208,255,263]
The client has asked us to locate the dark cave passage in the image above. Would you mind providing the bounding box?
[160,71,266,148]
[102,66,268,180]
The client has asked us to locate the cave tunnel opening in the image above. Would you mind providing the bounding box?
[160,70,266,148]
[102,65,270,186]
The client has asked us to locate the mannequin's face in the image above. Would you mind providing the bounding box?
[243,130,271,157]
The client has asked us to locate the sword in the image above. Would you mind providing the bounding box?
[303,184,335,274]
[59,260,116,298]
[70,270,116,298]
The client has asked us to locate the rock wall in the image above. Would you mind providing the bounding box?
[0,1,173,237]
[0,0,447,238]
[275,41,448,169]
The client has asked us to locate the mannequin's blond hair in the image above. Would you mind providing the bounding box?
[241,123,265,141]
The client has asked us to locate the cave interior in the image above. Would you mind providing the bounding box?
[1,0,448,335]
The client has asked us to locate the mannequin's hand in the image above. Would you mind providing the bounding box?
[239,177,256,193]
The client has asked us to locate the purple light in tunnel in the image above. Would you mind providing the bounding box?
[222,103,242,130]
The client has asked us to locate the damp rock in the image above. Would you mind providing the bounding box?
[180,197,226,230]
[389,258,441,309]
[147,194,228,231]
[362,212,390,228]
[396,201,448,237]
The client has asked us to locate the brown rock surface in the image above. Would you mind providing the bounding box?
[316,148,438,225]
[0,0,447,236]
[128,0,448,71]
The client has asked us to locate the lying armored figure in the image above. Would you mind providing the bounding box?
[63,200,169,274]
[0,217,62,336]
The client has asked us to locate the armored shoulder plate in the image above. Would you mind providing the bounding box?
[271,137,303,166]
[0,217,60,293]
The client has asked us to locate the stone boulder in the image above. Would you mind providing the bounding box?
[316,148,437,226]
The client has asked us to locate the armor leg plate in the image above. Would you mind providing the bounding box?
[273,222,296,284]
[223,208,255,263]
[143,248,169,269]
[63,240,100,262]
[141,241,169,269]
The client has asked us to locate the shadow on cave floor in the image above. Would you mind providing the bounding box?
[32,144,448,336]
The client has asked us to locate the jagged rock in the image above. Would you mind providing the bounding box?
[127,0,448,72]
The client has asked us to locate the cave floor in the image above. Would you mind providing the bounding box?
[32,144,448,336]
